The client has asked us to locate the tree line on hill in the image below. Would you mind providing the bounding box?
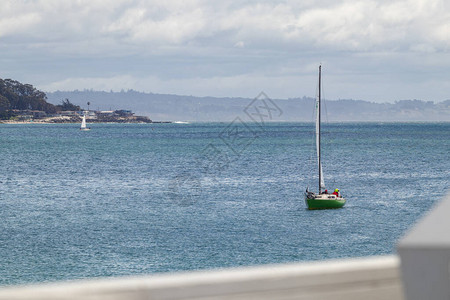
[46,89,450,122]
[0,78,79,119]
[2,77,449,122]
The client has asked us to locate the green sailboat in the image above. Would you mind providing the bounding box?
[305,65,346,210]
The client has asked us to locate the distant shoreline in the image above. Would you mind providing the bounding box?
[0,120,172,124]
[1,120,448,125]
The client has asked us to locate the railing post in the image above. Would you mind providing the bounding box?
[398,192,450,300]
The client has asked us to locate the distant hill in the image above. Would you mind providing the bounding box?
[46,90,450,122]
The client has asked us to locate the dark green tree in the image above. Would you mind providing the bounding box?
[0,78,57,118]
[56,99,81,111]
[0,94,10,111]
[0,94,10,119]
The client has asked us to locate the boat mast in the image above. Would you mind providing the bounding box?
[318,65,321,194]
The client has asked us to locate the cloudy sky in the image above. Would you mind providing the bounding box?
[1,0,449,102]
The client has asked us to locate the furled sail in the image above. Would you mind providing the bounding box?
[315,96,325,189]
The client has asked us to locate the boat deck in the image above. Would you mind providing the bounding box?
[313,194,344,200]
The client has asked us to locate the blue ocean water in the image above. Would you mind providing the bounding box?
[0,122,448,286]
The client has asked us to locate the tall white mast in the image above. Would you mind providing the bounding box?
[318,65,321,193]
[316,65,325,192]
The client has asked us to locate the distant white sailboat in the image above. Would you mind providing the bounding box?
[80,113,91,131]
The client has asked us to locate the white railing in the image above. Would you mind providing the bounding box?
[0,255,403,300]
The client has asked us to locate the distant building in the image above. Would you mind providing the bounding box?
[11,108,140,122]
[57,111,78,117]
[115,110,134,117]
[31,111,47,119]
[13,110,47,119]
[96,111,115,117]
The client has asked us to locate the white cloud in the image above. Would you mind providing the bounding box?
[433,23,450,48]
[2,0,448,51]
[2,0,450,101]
[40,75,136,93]
[234,41,245,48]
[39,72,311,99]
[104,4,207,44]
[0,12,41,37]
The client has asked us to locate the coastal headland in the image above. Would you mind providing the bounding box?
[0,78,159,124]
[0,110,154,124]
[0,116,154,124]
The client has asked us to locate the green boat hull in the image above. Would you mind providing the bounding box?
[305,197,346,210]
